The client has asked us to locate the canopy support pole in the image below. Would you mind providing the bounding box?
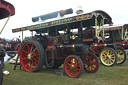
[95,16,98,38]
[22,31,23,42]
[0,14,11,35]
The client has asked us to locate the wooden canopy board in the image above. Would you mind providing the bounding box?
[12,10,112,34]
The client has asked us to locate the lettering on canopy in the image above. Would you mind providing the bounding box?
[12,14,92,33]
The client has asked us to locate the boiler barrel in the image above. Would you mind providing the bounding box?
[32,8,73,22]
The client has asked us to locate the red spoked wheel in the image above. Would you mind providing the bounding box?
[84,53,100,73]
[15,43,21,54]
[20,40,44,72]
[64,55,83,78]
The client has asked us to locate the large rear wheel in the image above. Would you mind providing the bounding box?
[84,53,100,73]
[64,55,83,78]
[20,40,44,72]
[100,47,117,67]
[116,47,127,64]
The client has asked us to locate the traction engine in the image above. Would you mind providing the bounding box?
[12,9,113,78]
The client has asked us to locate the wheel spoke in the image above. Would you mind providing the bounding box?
[110,58,115,63]
[22,50,29,54]
[92,60,97,65]
[30,44,34,53]
[30,62,34,71]
[72,69,75,74]
[33,52,39,57]
[24,60,30,68]
[33,57,39,62]
[67,63,71,66]
[91,65,96,69]
[32,48,37,54]
[32,60,38,67]
[22,57,28,60]
[74,67,80,72]
[26,44,31,52]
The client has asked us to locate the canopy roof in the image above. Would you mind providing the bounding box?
[104,24,128,31]
[12,10,113,33]
[0,0,15,20]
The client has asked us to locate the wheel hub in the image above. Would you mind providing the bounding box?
[106,55,111,59]
[70,58,75,69]
[89,61,93,66]
[27,53,33,60]
[70,65,75,69]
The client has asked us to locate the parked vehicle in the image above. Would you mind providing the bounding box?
[12,9,113,78]
[103,24,128,64]
[82,24,127,66]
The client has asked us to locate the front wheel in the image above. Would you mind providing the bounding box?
[64,55,83,78]
[116,47,127,64]
[100,47,117,67]
[84,53,100,73]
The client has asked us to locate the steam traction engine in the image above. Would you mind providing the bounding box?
[103,24,128,64]
[82,23,127,67]
[12,9,113,78]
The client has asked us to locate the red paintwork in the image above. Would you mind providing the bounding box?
[46,46,55,51]
[92,43,105,54]
[124,41,128,49]
[0,0,15,19]
[20,42,39,72]
[83,53,99,73]
[64,55,82,78]
[113,40,128,49]
[83,39,93,42]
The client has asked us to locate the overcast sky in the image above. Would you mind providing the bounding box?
[0,0,128,40]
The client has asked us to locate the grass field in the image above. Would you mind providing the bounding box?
[2,59,128,85]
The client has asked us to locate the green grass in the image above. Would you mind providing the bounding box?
[3,59,128,85]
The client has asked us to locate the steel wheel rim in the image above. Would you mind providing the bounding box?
[116,49,125,64]
[84,54,99,72]
[100,49,116,66]
[20,42,40,72]
[64,56,82,78]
